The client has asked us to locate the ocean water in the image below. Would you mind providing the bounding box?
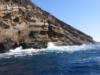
[0,43,100,75]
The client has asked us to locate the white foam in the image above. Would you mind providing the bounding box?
[0,42,99,58]
[46,42,98,53]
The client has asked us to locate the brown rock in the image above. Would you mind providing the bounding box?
[0,0,95,52]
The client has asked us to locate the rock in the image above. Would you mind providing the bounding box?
[0,0,95,52]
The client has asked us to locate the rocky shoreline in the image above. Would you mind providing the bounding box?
[0,0,94,52]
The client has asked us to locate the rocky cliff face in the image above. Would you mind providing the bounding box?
[0,0,94,52]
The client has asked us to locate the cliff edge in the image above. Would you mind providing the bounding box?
[0,0,94,52]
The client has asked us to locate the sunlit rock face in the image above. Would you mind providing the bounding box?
[0,0,94,52]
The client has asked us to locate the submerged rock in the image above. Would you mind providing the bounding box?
[0,0,94,52]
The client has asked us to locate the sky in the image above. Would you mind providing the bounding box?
[32,0,100,42]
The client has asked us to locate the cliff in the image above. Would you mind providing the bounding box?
[0,0,94,52]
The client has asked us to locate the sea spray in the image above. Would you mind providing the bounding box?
[0,42,99,58]
[0,43,100,75]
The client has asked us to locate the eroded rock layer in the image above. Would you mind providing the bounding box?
[0,0,94,52]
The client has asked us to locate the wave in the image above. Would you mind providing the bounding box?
[77,56,100,64]
[0,42,99,58]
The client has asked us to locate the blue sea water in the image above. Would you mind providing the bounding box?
[0,43,100,75]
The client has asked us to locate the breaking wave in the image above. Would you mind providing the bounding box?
[0,42,99,58]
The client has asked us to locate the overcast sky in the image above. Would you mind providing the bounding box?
[32,0,100,42]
